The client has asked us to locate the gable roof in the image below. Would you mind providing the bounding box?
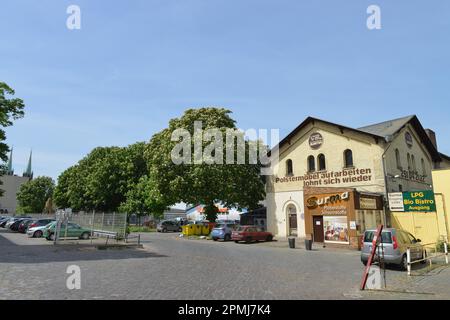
[358,115,415,137]
[276,115,441,162]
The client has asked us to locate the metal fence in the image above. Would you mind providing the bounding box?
[10,212,128,240]
[69,212,127,240]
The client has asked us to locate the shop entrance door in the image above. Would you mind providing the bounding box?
[288,214,298,236]
[313,216,324,243]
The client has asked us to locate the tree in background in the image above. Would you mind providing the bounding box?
[0,82,25,195]
[145,107,266,221]
[17,176,55,213]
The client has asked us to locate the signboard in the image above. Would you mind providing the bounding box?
[403,191,436,212]
[389,191,436,212]
[388,193,404,212]
[360,197,378,210]
[306,192,350,216]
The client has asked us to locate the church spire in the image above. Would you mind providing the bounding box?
[23,149,33,179]
[6,147,14,175]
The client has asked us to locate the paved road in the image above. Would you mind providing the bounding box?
[0,229,448,300]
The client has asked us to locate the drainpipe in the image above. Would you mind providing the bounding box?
[435,193,450,241]
[381,138,394,228]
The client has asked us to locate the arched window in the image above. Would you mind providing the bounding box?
[286,159,293,176]
[318,154,326,171]
[307,155,315,172]
[411,155,416,172]
[407,153,411,171]
[344,149,353,168]
[421,158,426,176]
[395,149,402,169]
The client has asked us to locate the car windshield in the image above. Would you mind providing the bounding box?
[215,224,226,229]
[237,226,249,231]
[364,231,392,244]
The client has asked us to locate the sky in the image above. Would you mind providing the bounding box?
[1,0,450,181]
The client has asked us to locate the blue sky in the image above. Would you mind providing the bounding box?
[1,0,450,180]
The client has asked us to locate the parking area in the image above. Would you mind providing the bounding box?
[2,227,450,300]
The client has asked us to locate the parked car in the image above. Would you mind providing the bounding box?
[17,219,34,233]
[5,218,23,229]
[27,222,55,238]
[12,218,33,232]
[157,220,182,233]
[0,217,11,227]
[43,222,92,241]
[211,223,238,241]
[27,219,55,231]
[231,226,273,243]
[361,228,426,270]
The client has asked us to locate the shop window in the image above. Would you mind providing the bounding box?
[286,159,293,176]
[344,149,353,168]
[318,154,326,171]
[307,155,315,172]
[395,149,402,170]
[421,158,426,176]
[399,184,403,192]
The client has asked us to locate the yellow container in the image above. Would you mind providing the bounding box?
[194,224,202,236]
[187,224,195,236]
[181,225,188,236]
[202,225,210,236]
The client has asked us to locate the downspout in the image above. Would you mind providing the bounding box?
[381,136,394,228]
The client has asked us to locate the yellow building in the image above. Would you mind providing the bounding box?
[432,168,450,242]
[266,115,446,248]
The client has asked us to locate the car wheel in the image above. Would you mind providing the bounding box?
[162,228,167,233]
[213,238,218,241]
[400,254,408,271]
[178,227,182,232]
[234,241,239,243]
[245,237,252,244]
[266,235,273,242]
[224,234,231,242]
[80,232,90,240]
[34,230,43,238]
[362,260,368,266]
[47,233,55,241]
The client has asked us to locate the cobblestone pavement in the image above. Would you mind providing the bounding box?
[0,229,449,300]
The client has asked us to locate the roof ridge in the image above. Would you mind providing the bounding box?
[358,115,416,130]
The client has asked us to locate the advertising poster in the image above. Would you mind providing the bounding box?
[323,216,349,243]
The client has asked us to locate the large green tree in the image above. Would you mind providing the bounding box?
[118,175,167,219]
[0,82,25,195]
[54,142,149,212]
[145,107,266,221]
[17,176,55,213]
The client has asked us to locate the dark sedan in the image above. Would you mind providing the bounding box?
[18,219,36,233]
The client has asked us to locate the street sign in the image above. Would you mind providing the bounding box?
[388,191,436,212]
[403,191,436,212]
[388,192,404,212]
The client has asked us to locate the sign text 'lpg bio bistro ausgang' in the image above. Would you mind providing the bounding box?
[390,191,436,212]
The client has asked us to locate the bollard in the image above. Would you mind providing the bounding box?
[445,242,449,265]
[407,248,411,276]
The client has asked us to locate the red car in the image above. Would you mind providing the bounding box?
[231,226,273,243]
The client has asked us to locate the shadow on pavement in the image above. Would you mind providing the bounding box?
[0,229,168,264]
